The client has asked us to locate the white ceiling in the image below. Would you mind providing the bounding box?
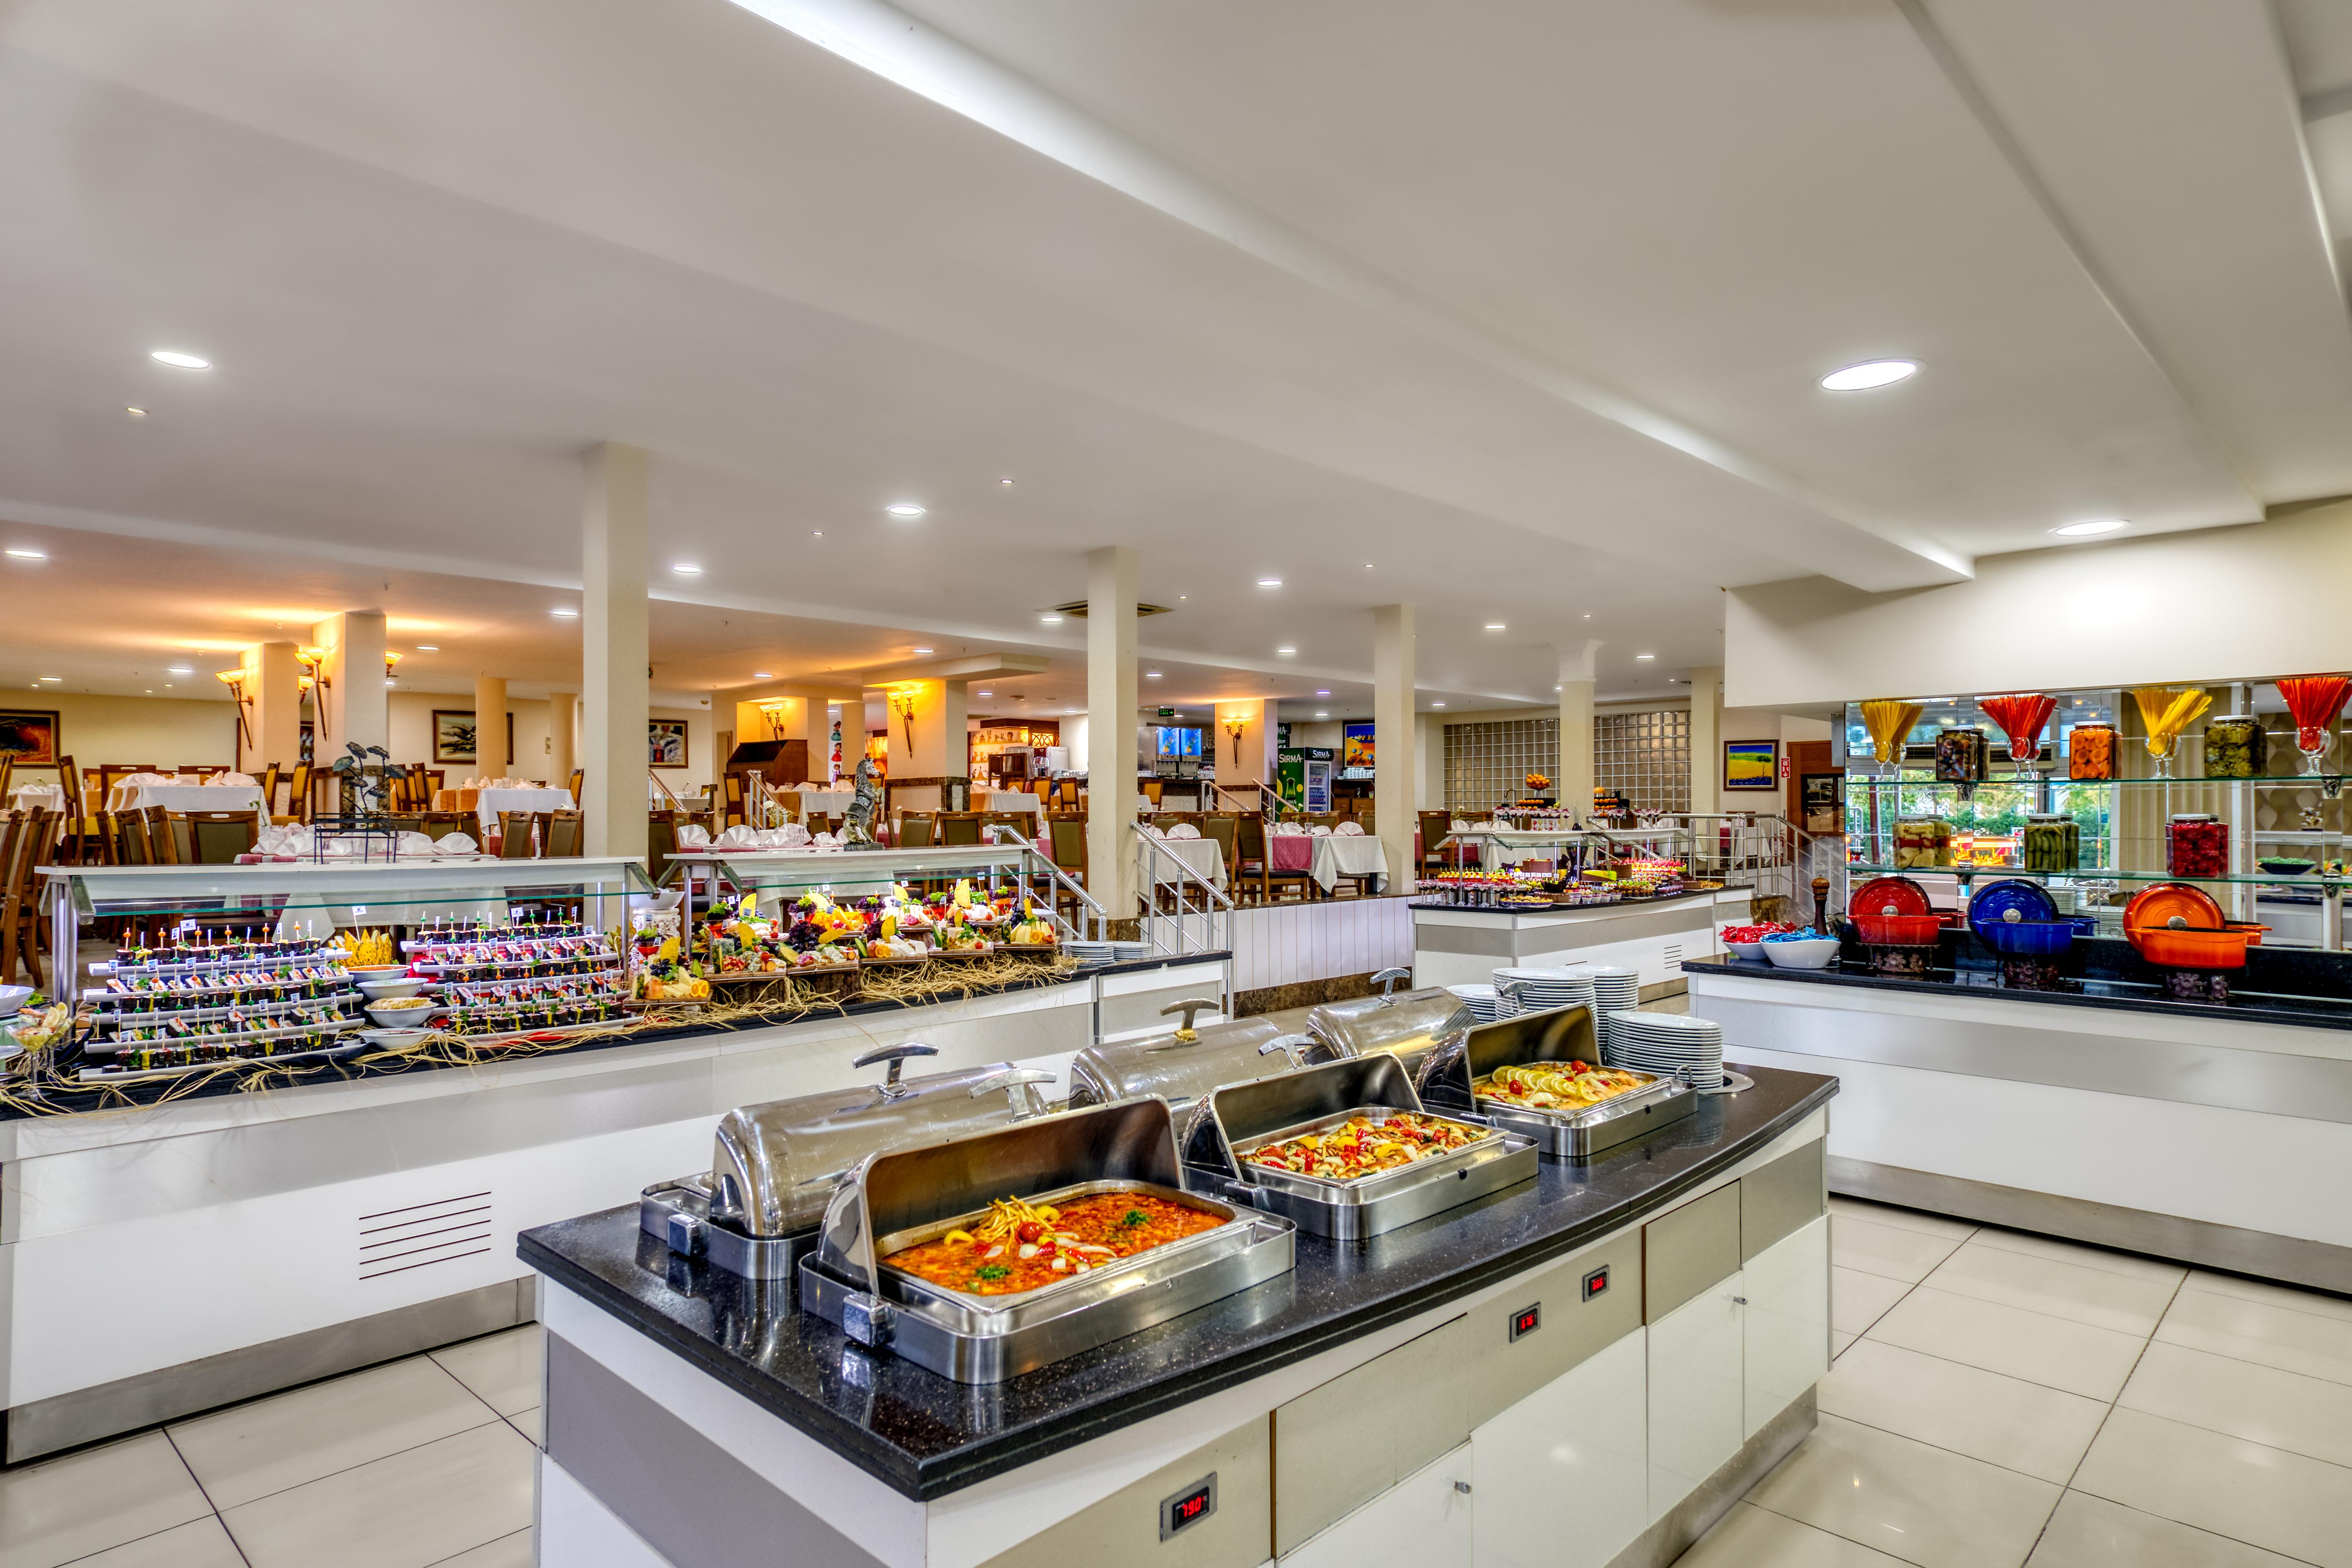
[0,0,2347,716]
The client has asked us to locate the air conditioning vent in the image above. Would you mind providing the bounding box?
[358,1191,493,1282]
[1045,599,1174,618]
[1662,943,1683,972]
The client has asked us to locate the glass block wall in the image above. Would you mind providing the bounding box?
[1441,709,1692,813]
[1594,710,1690,813]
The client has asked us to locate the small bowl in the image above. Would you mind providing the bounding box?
[360,1027,433,1050]
[2257,858,2315,876]
[344,964,408,979]
[0,983,33,1021]
[1726,938,1769,962]
[356,977,430,1001]
[365,999,437,1027]
[1763,936,1841,969]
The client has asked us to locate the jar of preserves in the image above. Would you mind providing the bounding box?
[2023,813,2080,873]
[2204,716,2268,779]
[2167,814,2229,879]
[2068,724,2117,781]
[1894,817,1953,868]
[1935,726,1989,788]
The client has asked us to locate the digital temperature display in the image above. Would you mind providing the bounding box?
[1583,1264,1610,1301]
[1159,1474,1218,1540]
[1509,1302,1541,1341]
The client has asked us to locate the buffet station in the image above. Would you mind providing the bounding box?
[524,988,1835,1568]
[1690,671,2352,1296]
[0,845,1225,1463]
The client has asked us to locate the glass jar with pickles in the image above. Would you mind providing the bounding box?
[1894,817,1953,869]
[2204,716,2268,779]
[1934,726,1989,789]
[2023,813,2080,874]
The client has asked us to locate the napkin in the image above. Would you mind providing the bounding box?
[1140,823,1166,838]
[1450,819,1470,832]
[813,831,838,847]
[718,825,759,847]
[675,824,711,848]
[1337,821,1365,836]
[1310,825,1332,836]
[396,832,437,855]
[433,833,478,855]
[218,773,258,787]
[1167,823,1201,840]
[779,823,811,847]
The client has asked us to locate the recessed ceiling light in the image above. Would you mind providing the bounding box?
[1315,711,1328,719]
[812,530,824,538]
[5,549,45,561]
[754,671,774,679]
[150,350,210,370]
[1485,623,1505,631]
[1145,671,1162,679]
[912,647,933,655]
[1556,684,1564,691]
[1315,689,1331,697]
[672,563,702,575]
[1636,653,1656,660]
[1363,563,1374,569]
[415,645,437,651]
[1276,646,1296,655]
[126,407,145,417]
[1820,359,1916,391]
[977,689,992,697]
[885,503,926,519]
[1432,701,1447,708]
[2052,519,2128,537]
[167,664,193,674]
[551,608,579,618]
[1582,613,1592,619]
[1000,477,1015,486]
[1257,578,1282,588]
[1041,614,1063,624]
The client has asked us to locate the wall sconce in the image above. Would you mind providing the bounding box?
[216,669,253,753]
[383,650,402,682]
[890,687,921,754]
[756,699,791,738]
[1224,712,1247,768]
[297,646,331,743]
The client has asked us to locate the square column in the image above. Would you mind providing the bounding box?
[1559,640,1601,820]
[240,641,302,775]
[1086,546,1140,921]
[310,612,387,757]
[882,680,969,782]
[583,442,650,860]
[547,693,577,791]
[1373,604,1416,893]
[1688,665,1723,819]
[474,677,510,774]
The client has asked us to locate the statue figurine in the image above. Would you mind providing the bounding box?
[841,756,884,849]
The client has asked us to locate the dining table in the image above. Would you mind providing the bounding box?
[1136,832,1226,891]
[1267,830,1390,892]
[106,780,269,815]
[468,786,575,830]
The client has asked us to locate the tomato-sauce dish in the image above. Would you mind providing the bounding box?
[1242,1111,1486,1182]
[883,1192,1222,1296]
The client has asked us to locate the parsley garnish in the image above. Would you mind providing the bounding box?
[1121,1209,1149,1228]
[975,1264,1010,1281]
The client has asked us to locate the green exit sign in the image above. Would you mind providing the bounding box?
[1157,707,1176,717]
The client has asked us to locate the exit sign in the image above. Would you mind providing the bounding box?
[1158,707,1176,717]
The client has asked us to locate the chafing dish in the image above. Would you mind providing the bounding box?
[1187,1054,1536,1240]
[1304,968,1475,1075]
[1415,1003,1695,1160]
[640,1042,1054,1278]
[1065,997,1343,1114]
[802,1097,1296,1382]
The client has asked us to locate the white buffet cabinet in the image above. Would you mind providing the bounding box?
[1412,889,1752,992]
[537,1109,1831,1568]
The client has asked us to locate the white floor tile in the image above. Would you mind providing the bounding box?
[1818,1339,2110,1484]
[505,1407,542,1444]
[63,1516,247,1568]
[1829,1195,1978,1242]
[2121,1339,2352,1469]
[1834,1266,1914,1337]
[1964,1228,2187,1289]
[171,1355,499,1510]
[430,1326,544,1417]
[222,1421,535,1568]
[1833,1330,1859,1359]
[1866,1285,2148,1402]
[1745,1412,2061,1568]
[426,1529,534,1568]
[1834,1214,1969,1285]
[2071,1406,2352,1568]
[1924,1241,2179,1337]
[2179,1269,2352,1326]
[0,1432,210,1568]
[1676,1499,1916,1567]
[2025,1490,2314,1568]
[2157,1281,2352,1387]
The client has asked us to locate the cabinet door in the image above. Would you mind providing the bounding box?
[1743,1214,1829,1438]
[1472,1327,1647,1568]
[1646,1271,1744,1522]
[1280,1444,1473,1568]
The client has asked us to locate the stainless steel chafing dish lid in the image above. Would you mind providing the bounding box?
[1304,968,1473,1074]
[1411,1002,1600,1102]
[1184,1053,1426,1176]
[1065,997,1341,1111]
[707,1042,1054,1239]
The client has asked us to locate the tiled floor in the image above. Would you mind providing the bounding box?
[1677,1195,2352,1568]
[0,1325,541,1568]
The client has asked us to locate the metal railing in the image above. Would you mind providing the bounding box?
[1132,824,1234,957]
[985,825,1108,943]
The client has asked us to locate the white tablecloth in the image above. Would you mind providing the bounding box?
[979,792,1042,815]
[110,784,268,815]
[476,787,574,828]
[1138,835,1226,891]
[11,785,65,814]
[1312,835,1389,892]
[785,789,855,817]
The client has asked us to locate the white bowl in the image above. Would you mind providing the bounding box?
[1725,939,1768,962]
[357,977,430,1000]
[360,1027,433,1050]
[365,999,438,1027]
[0,983,32,1020]
[1762,937,1840,970]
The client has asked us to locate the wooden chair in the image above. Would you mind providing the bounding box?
[1419,811,1462,877]
[896,812,935,849]
[498,810,538,859]
[646,813,681,884]
[53,755,92,865]
[165,812,196,867]
[1198,815,1239,889]
[564,767,581,805]
[1235,814,1311,906]
[937,813,983,848]
[109,809,150,866]
[177,765,228,780]
[1142,777,1165,810]
[419,810,473,843]
[186,810,261,865]
[0,754,13,806]
[256,762,282,817]
[0,808,51,987]
[281,761,313,826]
[543,810,583,858]
[719,773,746,829]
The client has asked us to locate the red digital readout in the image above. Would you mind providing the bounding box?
[1515,1308,1540,1335]
[1173,1488,1210,1526]
[1583,1266,1609,1300]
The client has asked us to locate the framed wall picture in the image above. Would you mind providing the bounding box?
[0,710,60,767]
[649,719,690,768]
[1800,772,1845,834]
[1723,739,1780,792]
[433,710,514,766]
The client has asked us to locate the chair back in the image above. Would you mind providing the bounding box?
[112,809,150,866]
[498,811,537,858]
[287,761,313,823]
[1236,813,1268,863]
[167,811,194,866]
[258,763,282,815]
[177,765,228,780]
[646,812,680,874]
[0,755,13,803]
[939,813,982,847]
[543,810,583,858]
[1142,777,1164,807]
[897,812,935,849]
[56,756,81,814]
[1200,814,1239,868]
[420,810,472,842]
[1048,815,1088,874]
[187,810,260,865]
[565,768,582,806]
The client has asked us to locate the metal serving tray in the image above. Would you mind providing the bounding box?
[803,1099,1296,1383]
[1416,1003,1696,1160]
[1193,1055,1537,1240]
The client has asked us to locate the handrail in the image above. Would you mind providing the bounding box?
[1132,823,1234,958]
[986,824,1107,943]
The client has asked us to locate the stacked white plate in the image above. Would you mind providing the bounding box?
[1601,1010,1726,1089]
[1490,967,1597,1018]
[1445,983,1507,1022]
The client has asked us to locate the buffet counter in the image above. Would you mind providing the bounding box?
[1411,887,1751,991]
[521,1066,1835,1568]
[1687,947,2352,1293]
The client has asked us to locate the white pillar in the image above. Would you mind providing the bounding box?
[1086,547,1140,920]
[242,641,302,776]
[1559,640,1600,820]
[547,693,577,791]
[473,676,509,774]
[310,612,388,758]
[583,442,650,860]
[1688,665,1723,818]
[883,680,969,784]
[1373,605,1417,893]
[1215,698,1278,804]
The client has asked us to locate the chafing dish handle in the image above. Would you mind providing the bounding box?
[1256,1033,1316,1067]
[1159,998,1221,1043]
[853,1041,939,1099]
[1371,966,1412,1002]
[967,1068,1056,1118]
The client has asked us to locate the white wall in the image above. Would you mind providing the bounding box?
[1286,720,1344,749]
[1063,714,1088,773]
[11,693,235,773]
[1727,505,2352,708]
[384,691,710,789]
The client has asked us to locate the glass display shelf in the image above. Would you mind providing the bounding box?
[1846,863,2344,887]
[1843,773,2351,789]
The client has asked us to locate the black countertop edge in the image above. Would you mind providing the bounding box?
[4,951,1227,1124]
[1405,887,1742,915]
[1683,953,2352,1032]
[517,1067,1837,1502]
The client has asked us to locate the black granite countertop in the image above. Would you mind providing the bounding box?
[1688,934,2352,1032]
[3,952,1221,1123]
[1406,887,1740,915]
[518,1062,1836,1502]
